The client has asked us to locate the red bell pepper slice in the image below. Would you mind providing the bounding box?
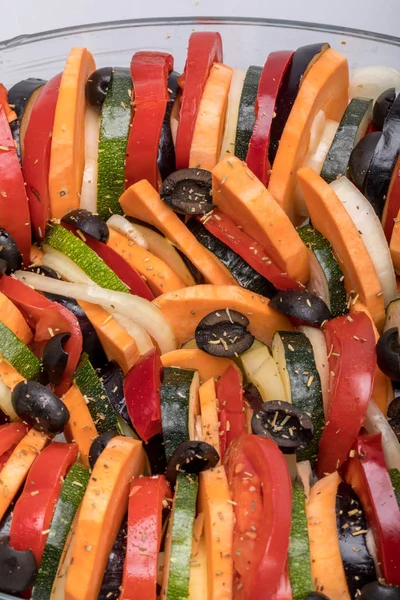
[175,32,223,169]
[9,441,77,565]
[316,312,376,477]
[201,209,302,290]
[0,96,31,265]
[383,153,400,242]
[0,423,27,457]
[345,433,400,586]
[0,275,82,395]
[217,364,246,458]
[125,51,174,189]
[246,51,294,186]
[22,74,61,241]
[64,224,154,300]
[121,475,171,600]
[225,434,292,599]
[124,348,162,442]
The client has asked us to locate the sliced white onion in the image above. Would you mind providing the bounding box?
[170,94,181,147]
[111,312,154,355]
[295,118,339,216]
[0,378,18,420]
[219,68,246,159]
[308,109,326,156]
[330,177,396,306]
[107,215,148,248]
[42,246,93,284]
[14,271,177,355]
[349,66,400,102]
[297,326,329,418]
[296,460,313,499]
[364,398,400,471]
[80,105,101,212]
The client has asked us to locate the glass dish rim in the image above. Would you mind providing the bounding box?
[0,15,400,50]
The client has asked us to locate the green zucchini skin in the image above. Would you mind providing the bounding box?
[187,219,277,298]
[160,367,197,462]
[235,66,262,161]
[32,463,90,600]
[298,225,347,318]
[390,468,400,507]
[97,68,132,220]
[321,97,373,184]
[288,482,313,600]
[273,331,324,465]
[166,473,198,600]
[74,353,121,435]
[0,321,41,380]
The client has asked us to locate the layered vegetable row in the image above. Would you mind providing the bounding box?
[0,30,398,600]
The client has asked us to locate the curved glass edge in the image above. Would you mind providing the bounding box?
[1,15,400,49]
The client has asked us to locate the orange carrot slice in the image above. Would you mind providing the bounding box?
[65,437,145,600]
[161,349,233,383]
[298,167,384,331]
[269,48,349,221]
[78,301,139,374]
[0,429,49,520]
[119,180,235,286]
[0,359,24,389]
[199,378,221,457]
[0,291,32,345]
[212,155,310,284]
[62,385,98,468]
[189,63,233,170]
[107,229,186,296]
[154,285,292,347]
[49,47,96,218]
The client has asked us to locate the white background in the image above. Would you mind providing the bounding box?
[2,0,399,40]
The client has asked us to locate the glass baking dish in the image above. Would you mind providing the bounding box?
[0,15,399,600]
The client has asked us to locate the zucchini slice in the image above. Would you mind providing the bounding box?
[390,468,400,507]
[187,219,277,297]
[32,463,90,600]
[162,473,198,600]
[97,68,131,219]
[321,97,373,184]
[298,224,347,318]
[0,322,41,381]
[160,367,200,461]
[297,326,329,419]
[241,344,286,402]
[234,65,262,160]
[74,353,121,435]
[44,224,129,293]
[272,331,323,464]
[288,481,313,599]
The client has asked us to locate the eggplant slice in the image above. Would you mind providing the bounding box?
[8,78,46,160]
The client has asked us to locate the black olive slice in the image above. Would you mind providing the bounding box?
[373,88,396,130]
[251,400,314,454]
[43,332,71,386]
[85,67,113,111]
[61,209,109,243]
[0,228,22,273]
[376,327,400,381]
[0,536,37,594]
[11,380,70,435]
[195,309,254,357]
[165,440,219,486]
[305,594,330,600]
[269,289,332,326]
[243,383,263,412]
[359,581,400,599]
[388,397,400,440]
[145,433,167,476]
[89,430,119,470]
[0,259,8,275]
[97,361,129,424]
[160,168,213,215]
[349,131,382,191]
[26,265,62,279]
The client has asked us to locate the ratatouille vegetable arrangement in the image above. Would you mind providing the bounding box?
[0,31,399,600]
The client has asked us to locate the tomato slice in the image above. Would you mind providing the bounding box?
[225,434,292,599]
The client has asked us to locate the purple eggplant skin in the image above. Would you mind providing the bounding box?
[336,482,376,597]
[98,519,128,600]
[364,93,400,217]
[157,71,180,181]
[8,78,46,161]
[269,42,329,164]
